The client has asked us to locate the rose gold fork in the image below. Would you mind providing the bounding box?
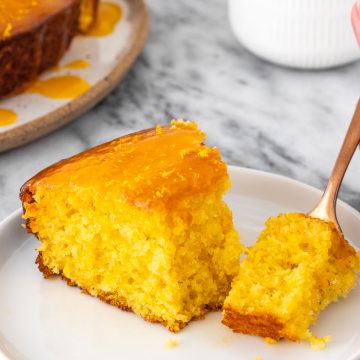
[308,99,360,235]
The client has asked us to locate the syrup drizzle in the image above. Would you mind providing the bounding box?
[85,2,122,37]
[27,75,90,100]
[0,108,17,126]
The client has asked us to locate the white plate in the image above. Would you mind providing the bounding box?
[0,166,359,360]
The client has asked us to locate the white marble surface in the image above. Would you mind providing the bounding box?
[1,0,360,221]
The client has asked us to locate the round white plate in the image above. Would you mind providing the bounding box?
[0,166,359,360]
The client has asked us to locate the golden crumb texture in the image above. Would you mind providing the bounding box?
[20,120,244,332]
[222,213,360,346]
[164,339,179,349]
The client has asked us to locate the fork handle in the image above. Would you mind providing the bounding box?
[309,98,360,232]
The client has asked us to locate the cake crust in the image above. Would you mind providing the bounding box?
[222,306,298,342]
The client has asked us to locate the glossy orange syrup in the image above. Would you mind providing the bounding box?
[51,59,89,72]
[64,59,90,70]
[0,0,39,39]
[86,2,122,37]
[0,108,17,126]
[23,121,228,209]
[27,75,90,100]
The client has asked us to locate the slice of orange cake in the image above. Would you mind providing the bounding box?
[222,213,359,347]
[21,120,244,332]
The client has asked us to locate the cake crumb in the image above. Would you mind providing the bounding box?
[264,337,277,344]
[164,339,179,349]
[170,119,198,130]
[308,334,331,350]
[155,124,163,135]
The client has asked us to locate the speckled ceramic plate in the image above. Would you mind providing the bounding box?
[0,0,148,153]
[0,167,359,360]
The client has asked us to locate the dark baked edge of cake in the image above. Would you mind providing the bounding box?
[0,0,81,98]
[35,252,222,333]
[20,187,35,234]
[222,305,299,342]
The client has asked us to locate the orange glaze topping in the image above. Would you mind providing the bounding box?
[0,0,76,40]
[22,120,229,209]
[0,108,17,126]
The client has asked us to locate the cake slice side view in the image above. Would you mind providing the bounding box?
[21,120,244,332]
[222,213,360,348]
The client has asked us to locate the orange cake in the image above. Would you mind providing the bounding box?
[0,0,98,98]
[20,120,244,332]
[223,213,360,348]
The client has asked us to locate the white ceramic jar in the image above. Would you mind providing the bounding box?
[229,0,360,69]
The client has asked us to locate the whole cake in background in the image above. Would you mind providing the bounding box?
[20,120,244,332]
[223,213,360,348]
[0,0,98,98]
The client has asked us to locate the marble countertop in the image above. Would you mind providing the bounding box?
[1,0,360,221]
